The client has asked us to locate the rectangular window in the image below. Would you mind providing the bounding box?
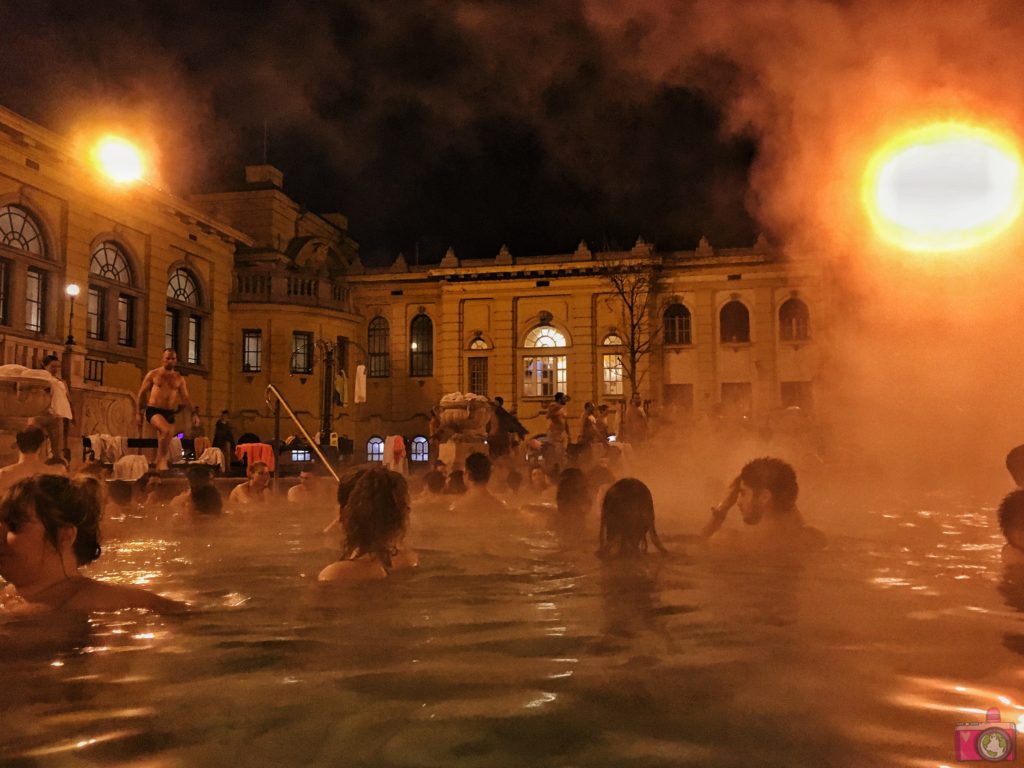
[663,383,694,414]
[523,355,567,398]
[291,331,313,374]
[165,308,179,352]
[468,357,488,396]
[85,357,105,385]
[25,267,45,332]
[336,335,349,372]
[602,353,624,396]
[721,382,753,419]
[87,287,105,340]
[0,260,9,325]
[780,381,813,410]
[242,329,263,372]
[187,316,201,365]
[117,295,134,346]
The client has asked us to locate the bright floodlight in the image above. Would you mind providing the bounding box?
[93,136,144,183]
[863,122,1024,252]
[65,283,80,298]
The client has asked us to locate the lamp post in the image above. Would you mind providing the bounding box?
[65,283,80,346]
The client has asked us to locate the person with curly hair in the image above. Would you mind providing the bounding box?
[0,475,184,613]
[318,466,418,582]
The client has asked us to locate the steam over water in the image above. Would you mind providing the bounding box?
[2,471,1023,767]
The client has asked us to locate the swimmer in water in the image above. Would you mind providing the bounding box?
[597,477,668,558]
[998,489,1024,565]
[318,466,418,582]
[228,461,270,505]
[701,457,825,548]
[1006,445,1024,489]
[0,475,184,614]
[449,452,505,513]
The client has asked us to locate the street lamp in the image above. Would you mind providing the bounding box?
[65,283,80,346]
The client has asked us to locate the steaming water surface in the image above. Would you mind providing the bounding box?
[2,492,1022,767]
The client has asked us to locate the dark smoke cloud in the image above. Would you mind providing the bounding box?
[0,0,757,263]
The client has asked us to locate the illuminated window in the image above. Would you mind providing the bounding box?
[720,301,750,343]
[165,309,178,351]
[167,268,200,305]
[25,267,45,332]
[409,314,433,377]
[368,316,390,377]
[87,287,104,340]
[779,298,810,342]
[117,296,135,346]
[90,242,132,283]
[663,303,691,345]
[410,435,429,463]
[0,205,43,255]
[469,337,490,350]
[601,333,624,397]
[522,324,568,398]
[367,436,384,462]
[88,241,139,349]
[165,267,206,365]
[291,331,313,374]
[187,317,201,365]
[242,329,262,372]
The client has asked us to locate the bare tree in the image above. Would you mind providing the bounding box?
[602,257,662,397]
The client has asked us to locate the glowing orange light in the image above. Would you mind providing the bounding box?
[862,122,1024,252]
[91,136,145,183]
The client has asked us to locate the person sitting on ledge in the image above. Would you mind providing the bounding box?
[319,466,418,583]
[228,461,270,506]
[701,457,825,548]
[0,475,184,614]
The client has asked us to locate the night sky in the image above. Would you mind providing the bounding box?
[1,2,761,264]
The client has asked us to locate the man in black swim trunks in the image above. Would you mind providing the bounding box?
[136,349,200,471]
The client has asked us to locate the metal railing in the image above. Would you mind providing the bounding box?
[264,384,340,486]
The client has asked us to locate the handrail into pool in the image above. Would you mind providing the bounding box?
[265,384,341,487]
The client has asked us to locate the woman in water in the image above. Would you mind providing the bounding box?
[318,466,418,582]
[0,475,184,613]
[597,477,669,558]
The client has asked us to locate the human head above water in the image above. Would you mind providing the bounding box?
[1007,445,1024,488]
[0,474,103,568]
[246,461,270,488]
[340,466,410,564]
[15,426,46,455]
[464,452,492,485]
[191,484,223,516]
[738,457,799,519]
[597,477,665,557]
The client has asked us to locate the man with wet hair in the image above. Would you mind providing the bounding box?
[701,456,824,547]
[450,451,505,512]
[0,426,67,493]
[1006,445,1024,488]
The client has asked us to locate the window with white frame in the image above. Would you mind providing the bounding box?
[522,324,567,398]
[663,303,692,345]
[242,329,262,372]
[0,205,52,332]
[25,267,45,333]
[166,267,206,365]
[291,331,313,374]
[601,333,624,397]
[779,298,810,342]
[367,436,384,462]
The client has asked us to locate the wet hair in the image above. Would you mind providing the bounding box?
[185,464,215,487]
[598,478,661,558]
[340,466,410,567]
[422,470,445,494]
[15,426,46,454]
[42,354,60,367]
[247,461,269,479]
[191,484,223,515]
[464,452,492,484]
[445,470,467,495]
[1007,445,1024,487]
[1,475,103,565]
[739,457,799,512]
[106,479,133,506]
[554,392,566,403]
[337,466,371,508]
[505,469,523,493]
[556,468,592,515]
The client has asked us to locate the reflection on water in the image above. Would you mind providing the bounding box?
[0,495,1021,766]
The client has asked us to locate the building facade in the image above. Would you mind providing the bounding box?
[0,105,827,466]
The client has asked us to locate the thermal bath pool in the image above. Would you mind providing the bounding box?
[2,490,1023,767]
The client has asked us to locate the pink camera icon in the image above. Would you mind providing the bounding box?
[955,707,1016,762]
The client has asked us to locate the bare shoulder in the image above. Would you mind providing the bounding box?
[318,560,387,583]
[67,579,187,613]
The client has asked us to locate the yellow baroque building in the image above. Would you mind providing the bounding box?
[0,104,827,466]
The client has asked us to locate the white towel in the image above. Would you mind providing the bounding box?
[195,447,226,472]
[354,364,367,404]
[169,437,184,464]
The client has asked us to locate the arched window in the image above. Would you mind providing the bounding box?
[88,241,140,347]
[409,314,433,377]
[720,301,750,343]
[522,324,568,397]
[779,298,810,342]
[367,436,385,462]
[663,303,691,345]
[367,316,390,377]
[469,337,490,350]
[165,267,206,365]
[0,205,51,332]
[410,435,429,463]
[602,333,624,397]
[0,205,44,255]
